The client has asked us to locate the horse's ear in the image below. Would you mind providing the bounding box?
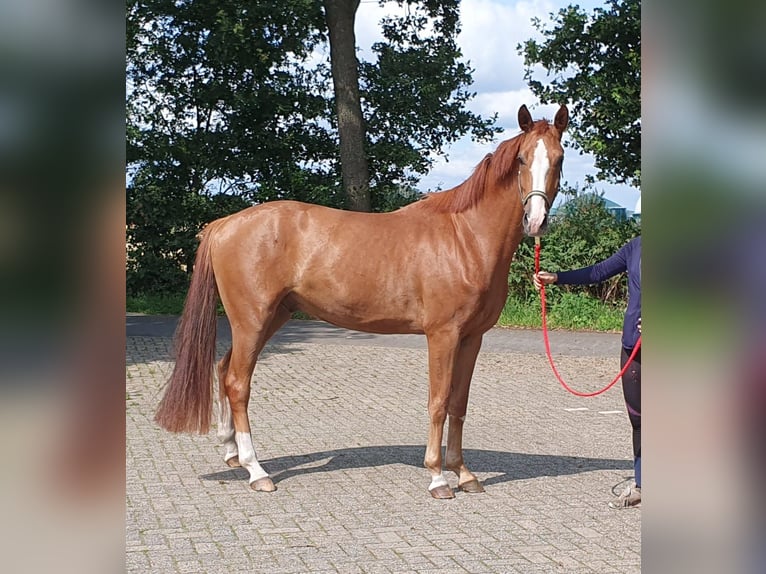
[554,105,569,133]
[518,105,534,132]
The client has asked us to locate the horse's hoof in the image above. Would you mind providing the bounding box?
[225,456,241,468]
[250,477,277,492]
[430,485,455,499]
[458,479,485,493]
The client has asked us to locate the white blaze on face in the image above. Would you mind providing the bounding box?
[526,138,550,234]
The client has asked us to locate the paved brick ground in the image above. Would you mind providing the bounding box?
[127,323,640,573]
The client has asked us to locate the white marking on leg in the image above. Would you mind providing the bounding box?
[217,395,238,462]
[428,473,449,491]
[527,139,551,233]
[235,431,269,483]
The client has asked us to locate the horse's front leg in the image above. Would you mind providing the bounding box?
[424,330,460,499]
[445,334,485,494]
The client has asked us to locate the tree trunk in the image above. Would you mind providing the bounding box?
[323,0,371,212]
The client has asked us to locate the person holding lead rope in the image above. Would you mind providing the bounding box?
[534,235,641,508]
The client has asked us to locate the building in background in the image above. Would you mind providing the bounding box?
[550,193,639,222]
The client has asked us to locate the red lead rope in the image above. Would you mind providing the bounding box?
[534,239,641,397]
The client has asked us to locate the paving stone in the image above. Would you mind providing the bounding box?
[127,323,640,573]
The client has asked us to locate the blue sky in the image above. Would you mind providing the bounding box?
[355,0,640,212]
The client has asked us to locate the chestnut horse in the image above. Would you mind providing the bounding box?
[156,104,568,499]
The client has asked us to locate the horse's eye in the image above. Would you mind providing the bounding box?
[517,156,526,165]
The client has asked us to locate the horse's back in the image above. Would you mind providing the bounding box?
[209,200,434,263]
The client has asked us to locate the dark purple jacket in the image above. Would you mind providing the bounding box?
[555,236,641,350]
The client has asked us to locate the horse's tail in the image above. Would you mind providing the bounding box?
[155,223,221,434]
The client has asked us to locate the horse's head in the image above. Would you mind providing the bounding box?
[516,104,568,237]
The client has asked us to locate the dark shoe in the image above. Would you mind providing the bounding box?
[609,484,641,508]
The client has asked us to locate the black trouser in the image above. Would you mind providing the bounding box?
[620,346,641,483]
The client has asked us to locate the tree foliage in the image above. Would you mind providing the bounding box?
[361,0,499,209]
[127,0,331,198]
[127,0,333,293]
[518,0,640,186]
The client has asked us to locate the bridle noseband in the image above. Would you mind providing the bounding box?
[519,188,550,210]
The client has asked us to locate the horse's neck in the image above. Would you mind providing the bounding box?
[460,176,525,267]
[471,177,524,246]
[463,139,526,266]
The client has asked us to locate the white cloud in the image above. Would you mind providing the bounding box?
[458,0,555,93]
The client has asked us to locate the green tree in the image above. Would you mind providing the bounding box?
[518,0,640,186]
[127,0,331,199]
[322,0,499,212]
[127,0,340,293]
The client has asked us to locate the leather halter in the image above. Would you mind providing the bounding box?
[520,189,550,209]
[518,173,550,210]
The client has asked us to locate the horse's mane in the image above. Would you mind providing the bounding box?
[417,119,550,214]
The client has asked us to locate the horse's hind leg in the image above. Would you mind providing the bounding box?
[222,339,272,491]
[445,333,485,493]
[222,305,291,491]
[216,349,240,467]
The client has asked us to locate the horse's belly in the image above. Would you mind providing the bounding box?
[285,291,424,335]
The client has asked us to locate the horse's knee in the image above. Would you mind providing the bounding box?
[428,399,449,422]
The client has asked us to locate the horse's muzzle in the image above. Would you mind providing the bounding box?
[523,212,549,237]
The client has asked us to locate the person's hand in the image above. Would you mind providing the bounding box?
[533,271,558,290]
